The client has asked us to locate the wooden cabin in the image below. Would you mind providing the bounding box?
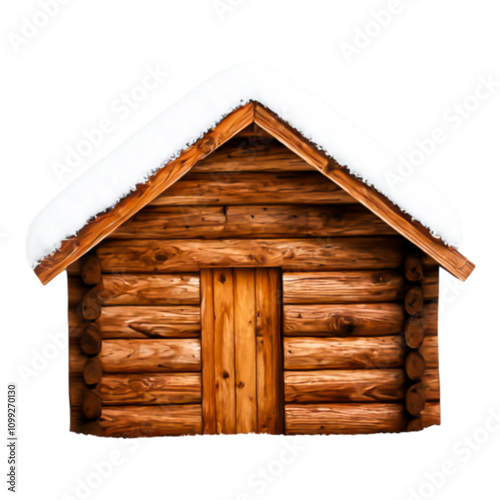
[29,98,474,438]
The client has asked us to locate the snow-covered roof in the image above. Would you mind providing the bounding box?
[27,63,463,269]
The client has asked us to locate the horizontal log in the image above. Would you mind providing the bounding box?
[405,286,424,316]
[284,369,405,403]
[283,271,404,304]
[422,270,439,300]
[113,204,397,239]
[284,336,405,370]
[422,369,440,401]
[150,172,356,206]
[69,375,85,406]
[406,382,427,417]
[408,401,441,431]
[94,274,200,305]
[192,137,314,172]
[419,336,438,368]
[97,373,201,405]
[405,350,426,381]
[96,237,405,273]
[98,339,201,372]
[67,277,90,307]
[83,358,103,385]
[97,404,202,437]
[69,338,86,374]
[422,302,438,335]
[285,403,406,434]
[404,254,424,282]
[96,306,200,338]
[80,255,101,285]
[283,303,404,336]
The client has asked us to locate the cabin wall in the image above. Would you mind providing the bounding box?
[67,126,441,437]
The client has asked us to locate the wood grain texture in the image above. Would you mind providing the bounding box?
[419,336,438,368]
[96,237,405,273]
[95,274,200,305]
[283,270,404,304]
[150,171,356,206]
[283,303,404,336]
[285,403,407,434]
[284,369,405,403]
[96,306,200,338]
[234,269,257,434]
[200,269,216,434]
[112,204,396,239]
[254,103,474,281]
[191,137,314,172]
[213,269,236,434]
[422,368,440,401]
[98,339,201,373]
[97,405,202,437]
[34,103,255,284]
[255,268,283,434]
[97,373,201,405]
[284,336,405,370]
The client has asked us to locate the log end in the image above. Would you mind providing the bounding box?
[83,358,103,385]
[81,255,102,285]
[80,324,102,356]
[82,390,102,420]
[406,382,427,417]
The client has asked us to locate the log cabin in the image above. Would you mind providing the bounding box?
[27,65,474,437]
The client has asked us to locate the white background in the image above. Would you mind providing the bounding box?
[1,1,499,499]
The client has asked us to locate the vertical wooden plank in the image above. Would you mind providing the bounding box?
[234,269,257,433]
[213,269,236,434]
[255,268,283,434]
[200,269,216,434]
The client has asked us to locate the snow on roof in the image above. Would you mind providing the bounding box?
[26,63,462,268]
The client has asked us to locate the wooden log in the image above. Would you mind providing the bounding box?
[422,302,438,335]
[81,290,102,321]
[422,269,439,300]
[404,255,424,282]
[200,269,216,434]
[283,270,404,304]
[404,286,424,316]
[96,306,200,338]
[113,204,397,239]
[113,206,226,239]
[255,268,283,434]
[192,137,314,172]
[422,368,440,401]
[66,261,82,276]
[408,401,441,431]
[80,324,102,356]
[98,405,202,437]
[80,255,101,285]
[234,269,257,433]
[405,350,426,381]
[68,308,86,340]
[150,172,356,206]
[94,274,200,305]
[213,268,236,434]
[98,339,201,373]
[35,103,255,285]
[97,373,201,405]
[96,237,405,273]
[283,303,404,336]
[406,382,427,417]
[284,369,405,403]
[82,390,102,419]
[285,403,406,434]
[404,316,426,348]
[83,358,103,385]
[69,375,86,406]
[419,336,438,368]
[68,277,90,307]
[69,338,86,374]
[284,336,405,370]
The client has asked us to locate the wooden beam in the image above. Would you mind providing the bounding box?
[96,237,405,273]
[254,103,474,281]
[34,103,255,284]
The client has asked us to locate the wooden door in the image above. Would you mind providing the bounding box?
[200,268,283,434]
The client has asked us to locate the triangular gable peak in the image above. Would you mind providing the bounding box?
[32,102,474,284]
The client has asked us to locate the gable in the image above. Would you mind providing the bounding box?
[29,101,474,283]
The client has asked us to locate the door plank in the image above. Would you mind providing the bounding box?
[213,269,236,434]
[234,269,257,433]
[255,268,283,434]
